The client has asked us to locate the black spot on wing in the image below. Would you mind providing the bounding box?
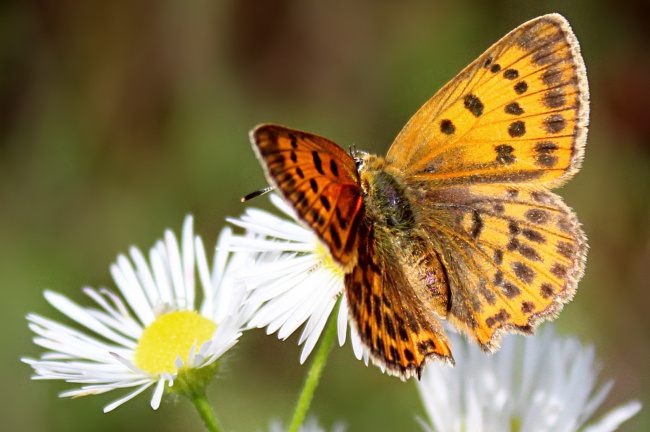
[514,81,528,94]
[508,121,526,138]
[312,151,324,174]
[503,69,519,80]
[330,159,339,177]
[495,144,516,164]
[505,102,524,116]
[440,119,456,135]
[543,114,567,134]
[464,94,484,118]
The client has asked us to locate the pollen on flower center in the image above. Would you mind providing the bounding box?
[314,241,344,277]
[133,310,217,375]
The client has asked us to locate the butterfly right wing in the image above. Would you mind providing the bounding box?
[250,124,365,268]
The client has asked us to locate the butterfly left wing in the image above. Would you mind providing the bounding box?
[250,125,365,267]
[419,182,586,349]
[345,221,453,380]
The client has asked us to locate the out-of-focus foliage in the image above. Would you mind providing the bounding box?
[3,1,648,431]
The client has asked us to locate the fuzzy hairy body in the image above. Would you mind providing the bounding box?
[358,154,450,318]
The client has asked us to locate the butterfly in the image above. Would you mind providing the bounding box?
[249,13,588,380]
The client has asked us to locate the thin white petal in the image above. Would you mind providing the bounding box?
[110,352,151,376]
[165,228,187,309]
[43,292,137,349]
[350,326,365,361]
[150,378,167,410]
[150,247,173,307]
[196,236,215,318]
[111,258,155,325]
[82,288,142,339]
[582,400,642,432]
[103,382,156,412]
[182,216,196,308]
[129,246,161,309]
[299,300,336,364]
[337,295,349,347]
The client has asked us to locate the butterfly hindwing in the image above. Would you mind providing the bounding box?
[345,223,452,379]
[418,183,586,349]
[251,125,365,266]
[387,14,588,188]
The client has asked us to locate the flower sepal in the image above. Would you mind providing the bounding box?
[167,358,219,398]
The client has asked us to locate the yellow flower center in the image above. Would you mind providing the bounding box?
[133,310,217,375]
[314,242,344,277]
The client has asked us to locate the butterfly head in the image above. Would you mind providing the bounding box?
[350,148,369,172]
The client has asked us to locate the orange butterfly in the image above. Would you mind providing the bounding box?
[249,14,588,379]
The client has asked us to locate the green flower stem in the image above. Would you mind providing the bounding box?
[287,312,338,432]
[188,389,222,432]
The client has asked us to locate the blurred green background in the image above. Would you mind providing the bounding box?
[3,0,649,430]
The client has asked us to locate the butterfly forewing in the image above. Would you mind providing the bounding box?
[250,125,365,266]
[387,14,588,188]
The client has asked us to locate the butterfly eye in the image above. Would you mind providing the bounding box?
[352,149,368,171]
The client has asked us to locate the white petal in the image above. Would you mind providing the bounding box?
[129,246,161,309]
[165,228,187,309]
[337,295,349,347]
[82,288,141,339]
[150,378,167,410]
[299,300,336,363]
[181,215,196,310]
[582,400,642,432]
[111,257,156,325]
[150,247,173,307]
[103,382,155,412]
[43,292,137,349]
[196,235,215,319]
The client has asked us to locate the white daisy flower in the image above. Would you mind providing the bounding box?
[417,325,642,432]
[267,418,345,432]
[22,216,257,412]
[227,194,367,365]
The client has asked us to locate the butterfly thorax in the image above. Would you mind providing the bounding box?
[358,154,415,233]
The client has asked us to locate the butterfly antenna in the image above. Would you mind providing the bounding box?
[241,186,275,202]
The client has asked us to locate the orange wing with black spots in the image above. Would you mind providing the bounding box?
[418,183,586,350]
[250,124,365,267]
[382,13,588,352]
[387,14,588,189]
